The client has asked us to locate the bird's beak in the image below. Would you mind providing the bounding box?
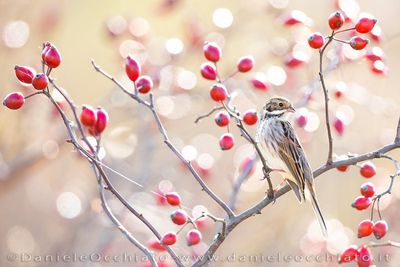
[288,105,296,113]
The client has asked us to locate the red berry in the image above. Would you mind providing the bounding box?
[200,62,217,80]
[333,117,344,135]
[14,65,35,84]
[360,162,376,178]
[170,209,188,225]
[350,36,369,50]
[147,239,167,252]
[365,47,384,62]
[370,60,386,75]
[360,182,375,197]
[214,111,230,127]
[357,245,373,267]
[242,109,258,125]
[237,56,254,72]
[136,76,153,94]
[284,54,304,68]
[369,24,382,42]
[161,232,177,246]
[141,261,170,267]
[154,189,167,205]
[338,245,359,263]
[94,107,109,135]
[186,229,202,246]
[239,156,255,176]
[41,42,52,62]
[336,165,348,172]
[295,111,308,128]
[373,220,388,239]
[80,105,97,127]
[203,42,221,62]
[209,83,228,102]
[3,92,25,110]
[352,196,372,210]
[334,82,346,99]
[43,44,62,68]
[355,17,377,34]
[249,75,269,91]
[165,192,181,206]
[32,73,49,90]
[328,11,345,30]
[219,133,234,150]
[358,219,374,238]
[308,33,325,49]
[281,10,310,26]
[125,56,141,82]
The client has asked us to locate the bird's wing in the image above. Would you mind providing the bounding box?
[277,120,313,194]
[277,120,328,236]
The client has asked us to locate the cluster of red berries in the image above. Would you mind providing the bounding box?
[200,42,259,151]
[3,42,62,110]
[125,56,153,94]
[339,244,373,266]
[150,192,202,249]
[357,219,388,239]
[3,42,110,137]
[308,11,376,51]
[79,106,109,136]
[336,159,389,242]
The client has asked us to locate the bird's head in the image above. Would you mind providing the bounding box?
[262,97,295,118]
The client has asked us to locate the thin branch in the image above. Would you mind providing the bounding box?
[220,102,274,199]
[228,154,257,210]
[331,37,350,44]
[368,241,400,248]
[91,60,151,107]
[319,33,335,165]
[24,91,44,99]
[333,27,356,35]
[395,116,400,144]
[99,183,157,267]
[48,79,96,155]
[194,106,224,123]
[192,141,400,266]
[45,89,184,267]
[373,154,400,199]
[92,60,235,219]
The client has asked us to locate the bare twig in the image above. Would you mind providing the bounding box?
[24,91,44,99]
[192,140,400,266]
[395,117,400,144]
[90,60,400,267]
[319,32,335,165]
[368,241,400,248]
[331,37,350,44]
[194,106,224,123]
[220,101,274,199]
[44,89,184,267]
[333,27,356,35]
[228,154,257,210]
[98,183,157,266]
[92,60,235,219]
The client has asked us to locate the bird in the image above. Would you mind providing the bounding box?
[256,96,328,237]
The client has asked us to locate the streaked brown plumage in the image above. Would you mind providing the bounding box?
[256,97,328,237]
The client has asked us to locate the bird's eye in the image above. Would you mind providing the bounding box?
[278,103,284,107]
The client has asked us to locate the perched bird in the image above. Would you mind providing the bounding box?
[256,96,328,237]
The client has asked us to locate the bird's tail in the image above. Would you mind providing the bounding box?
[305,185,328,238]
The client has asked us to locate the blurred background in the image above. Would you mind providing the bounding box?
[1,0,400,266]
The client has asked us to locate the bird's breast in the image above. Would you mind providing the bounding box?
[257,118,287,170]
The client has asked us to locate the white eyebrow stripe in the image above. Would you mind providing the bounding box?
[266,109,285,115]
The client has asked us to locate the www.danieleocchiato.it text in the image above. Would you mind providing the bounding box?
[5,252,392,264]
